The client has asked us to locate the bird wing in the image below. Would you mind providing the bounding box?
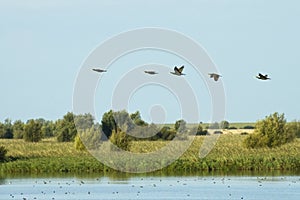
[178,65,184,73]
[173,66,181,75]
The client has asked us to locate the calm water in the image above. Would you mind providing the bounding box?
[0,174,299,200]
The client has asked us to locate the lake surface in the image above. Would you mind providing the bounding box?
[0,174,299,200]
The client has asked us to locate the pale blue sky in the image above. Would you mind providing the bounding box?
[1,0,300,123]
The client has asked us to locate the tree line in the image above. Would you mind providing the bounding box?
[1,111,300,163]
[0,110,233,143]
[1,110,299,147]
[0,112,89,142]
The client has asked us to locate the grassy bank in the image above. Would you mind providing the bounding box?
[1,135,300,174]
[0,138,106,173]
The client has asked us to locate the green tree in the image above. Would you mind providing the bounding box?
[24,119,43,142]
[13,120,25,139]
[244,112,296,148]
[0,119,13,139]
[55,112,77,142]
[101,110,117,139]
[55,124,70,142]
[41,120,55,138]
[101,110,132,139]
[219,120,230,129]
[74,113,95,130]
[130,111,148,126]
[101,110,150,140]
[113,110,132,132]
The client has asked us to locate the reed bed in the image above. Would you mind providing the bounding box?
[1,135,299,174]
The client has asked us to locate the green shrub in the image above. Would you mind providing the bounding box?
[109,129,131,151]
[156,126,176,140]
[175,119,187,133]
[228,126,237,130]
[240,132,248,135]
[74,134,86,151]
[190,124,208,136]
[286,121,300,138]
[243,125,255,129]
[214,130,223,134]
[75,126,103,151]
[244,112,296,148]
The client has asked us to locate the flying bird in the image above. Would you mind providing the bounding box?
[92,68,107,73]
[208,73,222,81]
[170,65,185,76]
[256,73,270,80]
[144,70,158,75]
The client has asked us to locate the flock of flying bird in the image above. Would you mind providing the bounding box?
[92,66,271,81]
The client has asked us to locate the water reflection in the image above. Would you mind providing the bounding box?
[0,178,5,185]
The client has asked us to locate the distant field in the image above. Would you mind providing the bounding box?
[1,134,299,174]
[162,122,256,129]
[206,129,255,135]
[226,122,256,128]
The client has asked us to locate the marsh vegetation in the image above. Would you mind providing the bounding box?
[1,134,299,174]
[1,110,300,174]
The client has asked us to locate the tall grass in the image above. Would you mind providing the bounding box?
[0,135,299,174]
[1,138,85,158]
[130,135,300,171]
[0,138,106,173]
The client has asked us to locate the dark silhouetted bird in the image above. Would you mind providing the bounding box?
[144,70,158,75]
[92,68,107,73]
[208,73,222,81]
[170,65,185,76]
[256,73,270,80]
